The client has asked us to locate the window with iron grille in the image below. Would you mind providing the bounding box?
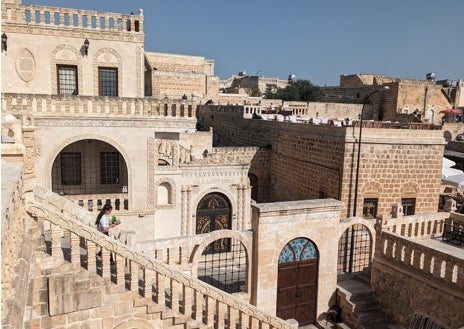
[57,65,78,95]
[402,198,416,216]
[98,67,118,96]
[363,198,378,219]
[100,152,119,184]
[61,152,81,185]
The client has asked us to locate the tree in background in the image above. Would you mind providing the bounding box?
[265,80,320,101]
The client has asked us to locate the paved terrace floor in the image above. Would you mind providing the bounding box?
[419,236,464,259]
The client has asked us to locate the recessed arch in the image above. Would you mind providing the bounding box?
[45,134,132,191]
[154,177,176,208]
[50,138,129,197]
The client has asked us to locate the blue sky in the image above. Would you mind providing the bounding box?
[22,0,464,86]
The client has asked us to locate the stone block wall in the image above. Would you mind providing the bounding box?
[198,106,445,219]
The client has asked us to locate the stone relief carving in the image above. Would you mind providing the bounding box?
[15,48,36,82]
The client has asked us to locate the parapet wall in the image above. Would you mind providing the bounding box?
[372,220,464,328]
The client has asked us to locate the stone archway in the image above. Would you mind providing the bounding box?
[337,224,372,274]
[51,138,128,198]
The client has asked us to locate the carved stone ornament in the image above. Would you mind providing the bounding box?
[15,48,36,82]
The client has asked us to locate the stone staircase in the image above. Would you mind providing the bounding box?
[336,274,395,329]
[22,185,297,329]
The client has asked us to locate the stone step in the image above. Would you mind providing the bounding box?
[350,295,380,311]
[354,272,371,286]
[353,309,389,324]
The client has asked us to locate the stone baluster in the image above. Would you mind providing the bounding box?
[261,323,270,329]
[39,10,45,24]
[194,289,203,322]
[116,253,125,287]
[205,296,215,325]
[444,260,454,282]
[144,268,154,299]
[216,301,225,327]
[101,248,111,279]
[183,285,193,318]
[250,317,260,328]
[423,253,432,272]
[105,15,111,30]
[240,312,249,328]
[87,240,97,274]
[156,273,165,307]
[171,279,179,312]
[130,261,138,292]
[229,307,238,329]
[59,10,66,26]
[432,257,442,278]
[50,222,62,257]
[70,231,80,265]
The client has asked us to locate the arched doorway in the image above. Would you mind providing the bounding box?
[196,193,232,253]
[51,139,128,196]
[277,238,318,326]
[337,224,372,274]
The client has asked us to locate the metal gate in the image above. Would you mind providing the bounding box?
[277,238,318,326]
[337,224,372,274]
[196,193,231,253]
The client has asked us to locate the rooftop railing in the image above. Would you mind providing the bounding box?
[2,3,143,34]
[2,93,197,119]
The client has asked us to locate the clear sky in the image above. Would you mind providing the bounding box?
[21,0,464,86]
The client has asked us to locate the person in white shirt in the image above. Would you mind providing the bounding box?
[95,204,116,236]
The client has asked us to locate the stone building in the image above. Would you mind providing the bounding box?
[2,1,464,329]
[319,73,463,125]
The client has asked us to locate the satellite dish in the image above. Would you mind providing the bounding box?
[238,71,247,76]
[288,74,296,81]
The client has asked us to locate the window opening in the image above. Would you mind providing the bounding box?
[363,198,378,219]
[57,65,78,95]
[98,67,118,96]
[100,152,119,184]
[61,152,81,185]
[402,198,416,216]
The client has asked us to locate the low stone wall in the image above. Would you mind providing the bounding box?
[372,225,464,328]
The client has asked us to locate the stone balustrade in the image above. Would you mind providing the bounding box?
[379,213,447,240]
[64,193,129,213]
[2,93,197,119]
[2,3,143,34]
[27,185,294,329]
[380,231,464,288]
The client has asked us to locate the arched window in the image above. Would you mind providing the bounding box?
[338,224,372,274]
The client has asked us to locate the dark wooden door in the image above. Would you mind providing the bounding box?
[277,239,318,326]
[196,193,231,253]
